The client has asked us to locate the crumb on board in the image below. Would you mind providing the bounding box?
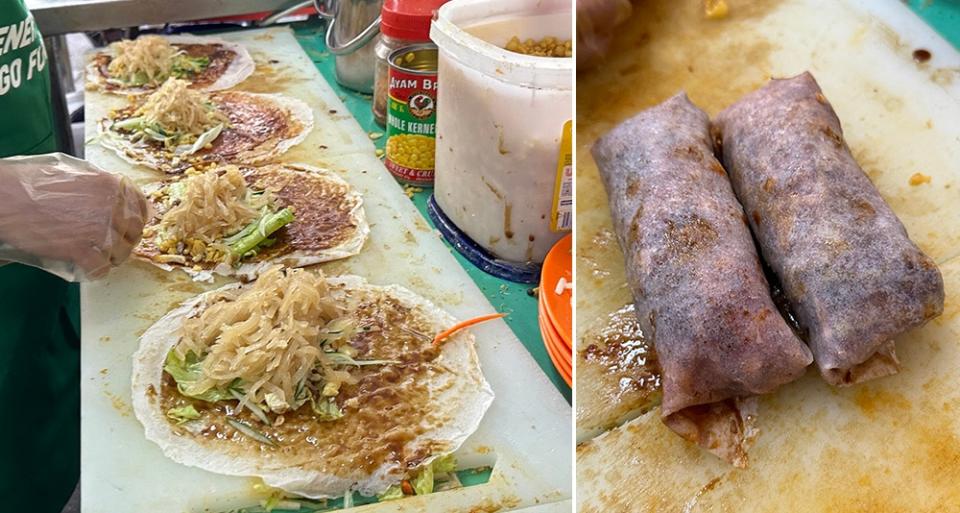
[403,185,423,198]
[375,148,385,158]
[528,286,540,298]
[104,390,130,416]
[705,0,729,19]
[909,172,932,186]
[368,131,384,140]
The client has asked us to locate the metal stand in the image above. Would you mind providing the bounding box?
[43,35,75,155]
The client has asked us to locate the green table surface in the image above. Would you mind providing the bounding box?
[290,20,571,403]
[907,0,960,48]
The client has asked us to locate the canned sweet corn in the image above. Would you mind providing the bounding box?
[385,44,437,186]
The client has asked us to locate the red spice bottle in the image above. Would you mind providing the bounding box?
[372,0,448,126]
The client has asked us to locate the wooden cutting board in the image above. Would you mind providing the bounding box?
[81,26,570,513]
[576,0,960,510]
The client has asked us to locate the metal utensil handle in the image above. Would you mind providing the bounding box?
[257,0,315,27]
[316,0,381,55]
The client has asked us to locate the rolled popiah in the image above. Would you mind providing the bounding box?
[592,92,813,466]
[714,72,944,386]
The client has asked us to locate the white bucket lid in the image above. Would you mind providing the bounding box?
[430,0,572,90]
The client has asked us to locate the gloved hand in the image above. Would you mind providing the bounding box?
[0,153,148,282]
[577,0,633,71]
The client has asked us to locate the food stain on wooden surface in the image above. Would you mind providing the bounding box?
[576,303,661,439]
[578,259,960,512]
[238,53,310,94]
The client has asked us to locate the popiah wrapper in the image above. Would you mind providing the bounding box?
[592,93,813,466]
[715,72,944,386]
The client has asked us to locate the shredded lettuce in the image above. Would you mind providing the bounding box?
[177,123,223,156]
[377,485,405,502]
[412,464,435,496]
[258,490,301,512]
[309,394,344,421]
[171,55,210,78]
[318,317,359,347]
[166,404,201,425]
[377,454,458,501]
[431,453,457,474]
[414,454,457,495]
[260,493,282,512]
[165,180,187,203]
[165,349,348,426]
[164,349,241,402]
[125,71,150,87]
[112,116,181,148]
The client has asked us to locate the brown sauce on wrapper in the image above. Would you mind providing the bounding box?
[174,44,237,88]
[200,92,297,159]
[247,166,359,256]
[159,288,453,475]
[664,215,718,259]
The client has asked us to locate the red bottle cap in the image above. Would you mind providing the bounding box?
[381,0,448,41]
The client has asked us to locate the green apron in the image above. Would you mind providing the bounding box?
[0,2,79,512]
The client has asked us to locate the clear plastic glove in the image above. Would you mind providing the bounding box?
[577,0,633,71]
[0,153,148,282]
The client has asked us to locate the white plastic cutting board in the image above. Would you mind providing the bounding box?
[576,0,960,511]
[81,26,570,513]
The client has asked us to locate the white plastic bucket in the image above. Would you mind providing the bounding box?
[430,0,573,264]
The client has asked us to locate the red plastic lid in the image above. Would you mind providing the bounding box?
[381,0,448,41]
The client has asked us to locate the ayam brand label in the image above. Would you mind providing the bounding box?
[386,115,435,135]
[385,65,437,186]
[389,75,436,92]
